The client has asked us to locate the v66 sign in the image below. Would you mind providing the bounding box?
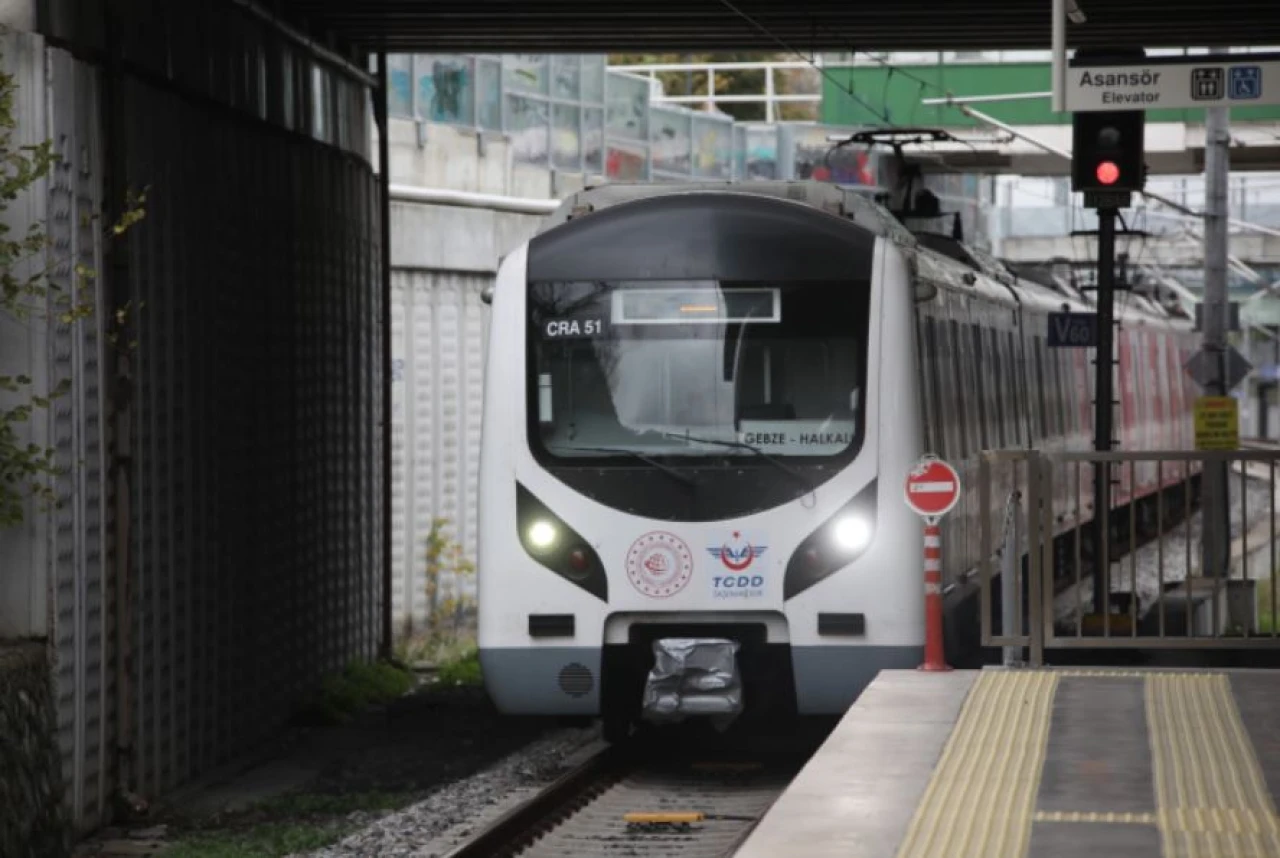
[904,455,962,521]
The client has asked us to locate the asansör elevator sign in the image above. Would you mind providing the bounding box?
[1064,53,1280,112]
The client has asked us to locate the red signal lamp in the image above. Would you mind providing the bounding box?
[1096,160,1120,186]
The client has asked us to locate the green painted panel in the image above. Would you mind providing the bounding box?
[821,63,1280,127]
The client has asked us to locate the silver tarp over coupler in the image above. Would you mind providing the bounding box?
[640,638,744,730]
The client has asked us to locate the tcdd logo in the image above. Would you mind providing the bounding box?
[707,531,767,571]
[712,574,765,589]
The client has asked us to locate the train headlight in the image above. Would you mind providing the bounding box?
[528,520,557,550]
[518,483,608,601]
[832,515,872,553]
[784,478,878,601]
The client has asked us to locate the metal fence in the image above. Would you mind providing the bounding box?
[978,448,1280,667]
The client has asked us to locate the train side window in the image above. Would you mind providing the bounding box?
[1057,351,1071,435]
[1050,347,1066,437]
[1005,330,1023,447]
[988,326,1005,447]
[938,317,958,459]
[969,323,988,449]
[1034,338,1049,440]
[1024,332,1040,444]
[914,317,930,452]
[1029,336,1041,440]
[948,318,970,457]
[922,315,944,457]
[1041,341,1056,439]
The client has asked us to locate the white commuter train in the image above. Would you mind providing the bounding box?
[477,181,1198,740]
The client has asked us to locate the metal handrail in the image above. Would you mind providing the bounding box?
[976,447,1280,666]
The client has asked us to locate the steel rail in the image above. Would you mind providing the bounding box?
[441,742,634,858]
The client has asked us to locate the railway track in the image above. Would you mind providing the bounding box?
[442,732,817,858]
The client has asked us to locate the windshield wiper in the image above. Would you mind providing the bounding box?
[663,432,817,499]
[546,445,698,491]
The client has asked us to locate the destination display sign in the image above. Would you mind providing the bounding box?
[613,287,780,325]
[1064,53,1280,112]
[738,419,854,455]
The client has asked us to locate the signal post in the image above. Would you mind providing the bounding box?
[1071,103,1145,619]
[1059,46,1271,596]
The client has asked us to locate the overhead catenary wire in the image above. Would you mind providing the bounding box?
[712,0,992,219]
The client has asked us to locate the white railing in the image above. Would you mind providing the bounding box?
[608,59,823,123]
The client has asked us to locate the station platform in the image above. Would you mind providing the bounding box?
[735,668,1280,858]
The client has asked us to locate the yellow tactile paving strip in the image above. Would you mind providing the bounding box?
[893,671,1059,858]
[893,670,1280,858]
[1146,674,1280,858]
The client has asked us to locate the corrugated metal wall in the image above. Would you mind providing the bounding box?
[47,47,115,832]
[118,74,383,802]
[27,1,386,831]
[390,270,489,638]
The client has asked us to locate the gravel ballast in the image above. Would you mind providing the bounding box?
[292,727,601,858]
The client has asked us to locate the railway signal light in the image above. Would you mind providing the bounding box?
[1072,110,1145,194]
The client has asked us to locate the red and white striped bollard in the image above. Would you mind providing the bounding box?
[920,520,951,672]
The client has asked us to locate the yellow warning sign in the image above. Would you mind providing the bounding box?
[1194,396,1239,450]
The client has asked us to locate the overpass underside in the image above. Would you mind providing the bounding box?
[1,1,384,835]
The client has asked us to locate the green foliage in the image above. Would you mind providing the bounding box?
[396,517,477,664]
[159,790,423,858]
[296,660,415,726]
[0,52,147,529]
[435,644,482,687]
[160,822,349,858]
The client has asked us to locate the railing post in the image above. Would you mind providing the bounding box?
[980,453,993,647]
[1000,486,1022,666]
[1027,451,1045,667]
[1035,453,1053,668]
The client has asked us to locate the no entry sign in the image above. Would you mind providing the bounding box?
[904,455,961,520]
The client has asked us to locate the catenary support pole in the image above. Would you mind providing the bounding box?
[1202,103,1232,582]
[1093,208,1118,616]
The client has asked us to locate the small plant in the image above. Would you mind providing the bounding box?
[295,660,415,726]
[398,518,477,665]
[161,823,344,858]
[436,645,482,687]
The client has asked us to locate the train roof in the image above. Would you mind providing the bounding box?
[909,229,1191,332]
[538,181,1191,332]
[542,180,919,247]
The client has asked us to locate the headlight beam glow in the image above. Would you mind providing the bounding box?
[528,520,557,549]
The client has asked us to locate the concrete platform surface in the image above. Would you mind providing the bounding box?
[735,668,1280,858]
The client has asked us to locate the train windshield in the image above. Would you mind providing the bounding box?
[527,279,869,462]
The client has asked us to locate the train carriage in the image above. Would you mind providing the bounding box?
[476,180,1198,740]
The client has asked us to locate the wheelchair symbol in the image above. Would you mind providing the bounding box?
[1229,66,1262,100]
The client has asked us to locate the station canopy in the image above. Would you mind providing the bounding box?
[279,0,1280,53]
